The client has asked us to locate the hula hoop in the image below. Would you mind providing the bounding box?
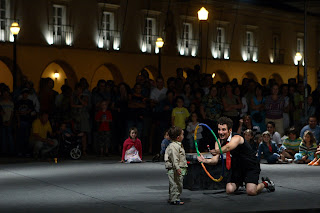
[194,123,224,182]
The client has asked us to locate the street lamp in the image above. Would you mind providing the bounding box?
[198,7,209,73]
[295,52,302,83]
[156,37,164,77]
[10,22,20,90]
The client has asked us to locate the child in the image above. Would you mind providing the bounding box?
[257,131,283,164]
[95,100,113,157]
[308,146,320,166]
[121,127,142,163]
[244,129,257,153]
[294,130,317,164]
[171,96,190,131]
[153,130,171,162]
[186,112,203,153]
[282,127,302,159]
[164,126,187,205]
[160,130,171,156]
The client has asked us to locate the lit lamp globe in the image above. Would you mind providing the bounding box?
[198,7,209,21]
[156,37,164,48]
[10,22,20,35]
[295,52,302,62]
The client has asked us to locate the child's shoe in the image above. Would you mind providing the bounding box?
[308,158,317,166]
[312,159,320,166]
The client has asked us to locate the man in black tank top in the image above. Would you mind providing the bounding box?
[198,117,275,195]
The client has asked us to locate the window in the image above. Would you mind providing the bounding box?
[0,0,10,42]
[180,23,192,55]
[212,27,229,59]
[142,17,156,53]
[272,34,280,63]
[48,4,72,45]
[243,31,258,62]
[98,11,116,49]
[297,38,303,53]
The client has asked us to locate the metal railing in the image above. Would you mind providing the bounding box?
[141,34,160,53]
[244,45,258,61]
[98,29,120,50]
[271,48,285,64]
[212,42,230,59]
[179,38,198,56]
[48,24,73,46]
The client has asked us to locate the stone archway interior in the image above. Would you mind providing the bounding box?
[242,72,258,82]
[0,60,13,91]
[90,65,114,90]
[213,70,230,83]
[141,67,155,81]
[269,73,284,85]
[42,63,67,93]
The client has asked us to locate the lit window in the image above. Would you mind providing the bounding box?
[242,31,258,62]
[142,17,156,53]
[212,27,229,59]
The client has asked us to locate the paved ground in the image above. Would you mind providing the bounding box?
[1,156,320,213]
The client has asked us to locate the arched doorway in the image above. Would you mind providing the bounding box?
[213,70,230,83]
[269,73,284,85]
[41,61,77,93]
[0,60,13,91]
[241,72,258,82]
[90,64,123,90]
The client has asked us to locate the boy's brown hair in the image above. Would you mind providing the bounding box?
[168,126,182,141]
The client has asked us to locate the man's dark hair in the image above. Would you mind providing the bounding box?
[217,117,233,130]
[288,127,298,136]
[267,121,276,128]
[168,126,182,141]
[308,115,317,121]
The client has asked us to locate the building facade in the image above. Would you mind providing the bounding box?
[0,0,319,92]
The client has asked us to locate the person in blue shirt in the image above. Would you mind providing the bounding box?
[300,116,320,145]
[258,131,280,164]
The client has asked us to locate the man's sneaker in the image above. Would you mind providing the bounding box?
[262,177,275,192]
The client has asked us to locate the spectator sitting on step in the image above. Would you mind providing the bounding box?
[307,145,320,166]
[294,130,317,164]
[152,129,171,162]
[243,129,258,153]
[30,111,58,159]
[266,121,282,148]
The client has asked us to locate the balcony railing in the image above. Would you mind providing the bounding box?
[48,24,73,46]
[141,34,159,53]
[212,42,230,59]
[179,38,198,56]
[98,29,120,50]
[270,48,285,64]
[0,18,18,42]
[243,45,258,61]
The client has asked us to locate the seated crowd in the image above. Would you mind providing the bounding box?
[1,66,320,165]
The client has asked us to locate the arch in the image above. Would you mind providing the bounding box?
[0,56,23,90]
[213,70,230,83]
[269,73,284,85]
[41,61,77,93]
[90,63,123,90]
[241,72,258,82]
[0,60,13,91]
[141,65,157,80]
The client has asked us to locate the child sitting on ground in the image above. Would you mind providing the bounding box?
[308,146,320,166]
[152,130,170,162]
[121,127,142,163]
[164,126,188,205]
[294,130,317,164]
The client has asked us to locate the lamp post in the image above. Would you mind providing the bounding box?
[198,7,209,73]
[156,37,164,78]
[295,52,302,83]
[10,22,20,90]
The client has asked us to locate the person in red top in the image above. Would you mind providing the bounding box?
[95,100,112,157]
[120,127,142,163]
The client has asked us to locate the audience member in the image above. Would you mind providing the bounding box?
[300,116,320,145]
[294,130,317,164]
[121,127,142,163]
